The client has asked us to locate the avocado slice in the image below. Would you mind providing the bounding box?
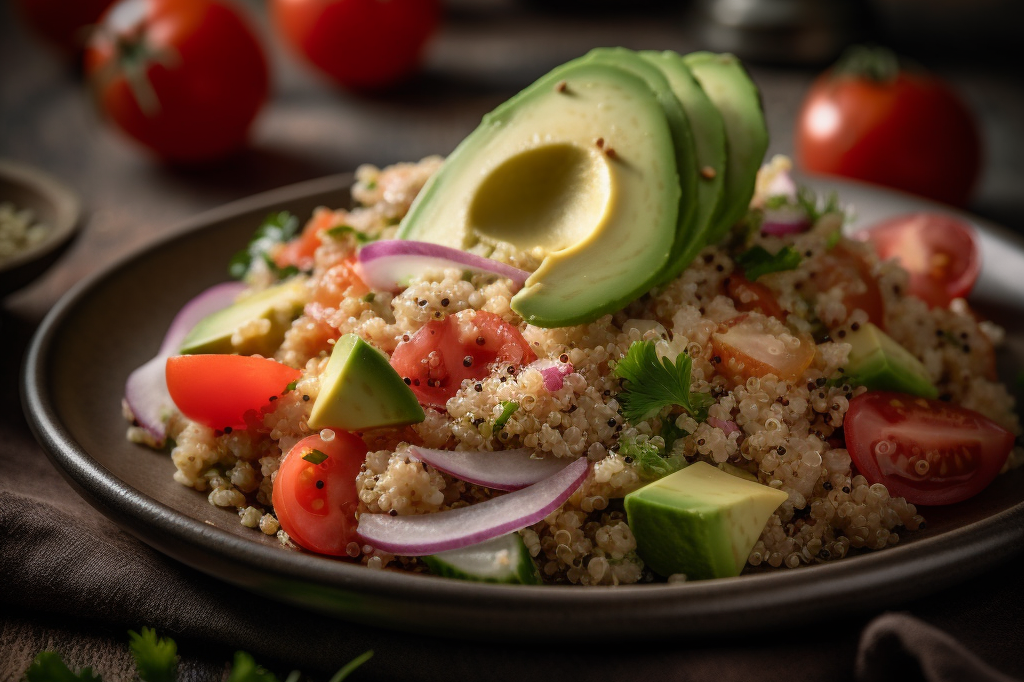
[179,278,305,355]
[682,52,768,243]
[624,461,787,579]
[585,47,700,283]
[398,54,680,328]
[307,334,425,431]
[842,322,939,398]
[640,50,728,283]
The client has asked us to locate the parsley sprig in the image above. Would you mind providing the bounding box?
[26,628,372,682]
[613,341,714,424]
[229,211,302,280]
[619,436,684,482]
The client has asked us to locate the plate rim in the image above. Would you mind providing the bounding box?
[21,171,1024,638]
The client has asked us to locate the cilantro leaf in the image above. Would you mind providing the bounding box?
[324,224,374,244]
[25,652,102,682]
[302,449,328,465]
[493,401,519,431]
[619,436,684,482]
[128,628,178,682]
[613,341,714,423]
[659,419,689,454]
[229,211,301,280]
[735,245,801,281]
[226,651,280,682]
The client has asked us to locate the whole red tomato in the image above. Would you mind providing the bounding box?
[272,0,441,90]
[796,46,981,207]
[13,0,117,54]
[84,0,269,163]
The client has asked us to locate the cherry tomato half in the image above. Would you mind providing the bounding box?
[855,212,981,309]
[273,431,366,556]
[390,310,537,409]
[271,0,441,90]
[726,272,787,321]
[165,354,300,430]
[85,0,269,163]
[795,46,981,207]
[710,315,815,383]
[844,392,1014,506]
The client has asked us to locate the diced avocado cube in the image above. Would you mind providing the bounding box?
[843,322,938,398]
[624,461,787,579]
[308,334,424,431]
[179,278,305,356]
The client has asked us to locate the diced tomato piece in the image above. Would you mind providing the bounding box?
[726,272,787,321]
[711,315,815,382]
[272,431,367,556]
[390,310,537,409]
[813,244,885,328]
[166,354,300,430]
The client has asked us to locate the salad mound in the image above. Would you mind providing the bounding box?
[123,50,1022,585]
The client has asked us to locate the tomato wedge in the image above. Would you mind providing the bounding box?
[844,392,1014,505]
[273,432,366,556]
[711,315,815,382]
[390,310,537,409]
[166,354,300,430]
[855,212,980,309]
[726,273,787,321]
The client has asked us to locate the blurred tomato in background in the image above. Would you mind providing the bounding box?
[271,0,441,90]
[796,45,982,207]
[84,0,269,164]
[12,0,117,54]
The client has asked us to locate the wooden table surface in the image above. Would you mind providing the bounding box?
[3,0,1024,679]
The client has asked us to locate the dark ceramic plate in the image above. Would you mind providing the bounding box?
[22,173,1024,639]
[0,160,81,296]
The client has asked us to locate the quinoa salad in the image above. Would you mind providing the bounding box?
[123,49,1023,586]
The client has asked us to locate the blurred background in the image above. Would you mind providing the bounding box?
[2,0,1023,322]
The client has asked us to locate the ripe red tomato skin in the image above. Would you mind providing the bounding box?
[84,0,269,163]
[812,243,886,330]
[844,391,1014,506]
[390,310,537,409]
[165,354,300,430]
[272,432,366,556]
[796,71,981,207]
[726,272,786,321]
[855,212,980,309]
[271,0,441,90]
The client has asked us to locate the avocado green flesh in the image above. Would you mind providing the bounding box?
[585,47,699,285]
[423,533,540,584]
[179,278,305,355]
[624,462,788,579]
[640,50,728,284]
[398,56,680,328]
[307,334,425,431]
[682,52,769,244]
[843,322,939,398]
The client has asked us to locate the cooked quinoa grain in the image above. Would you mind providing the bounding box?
[138,156,1022,584]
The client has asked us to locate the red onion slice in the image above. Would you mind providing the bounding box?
[358,240,529,292]
[357,456,588,555]
[124,282,246,442]
[761,205,811,236]
[528,359,574,392]
[409,445,572,491]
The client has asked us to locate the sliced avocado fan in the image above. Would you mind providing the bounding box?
[639,50,728,284]
[682,51,769,244]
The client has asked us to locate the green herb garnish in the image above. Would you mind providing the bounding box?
[27,629,372,682]
[324,224,374,244]
[795,186,842,224]
[735,245,802,280]
[302,449,328,465]
[493,401,520,431]
[361,292,375,303]
[613,341,714,423]
[229,211,301,280]
[659,419,689,454]
[619,436,684,482]
[825,230,842,250]
[283,380,298,393]
[128,628,178,682]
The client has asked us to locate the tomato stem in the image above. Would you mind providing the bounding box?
[832,44,900,84]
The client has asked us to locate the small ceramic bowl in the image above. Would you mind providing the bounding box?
[0,160,82,296]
